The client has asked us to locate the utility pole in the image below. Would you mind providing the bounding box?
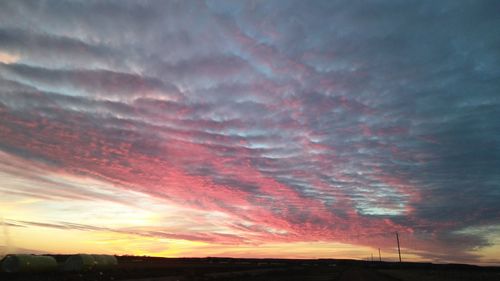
[378,248,381,262]
[396,232,402,262]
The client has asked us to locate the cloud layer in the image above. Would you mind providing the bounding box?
[0,0,499,263]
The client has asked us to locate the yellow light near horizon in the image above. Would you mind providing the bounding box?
[476,237,500,265]
[5,219,499,265]
[7,226,99,255]
[3,220,376,260]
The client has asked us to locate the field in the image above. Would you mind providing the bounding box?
[1,256,499,281]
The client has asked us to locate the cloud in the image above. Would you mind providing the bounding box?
[0,0,499,263]
[0,63,182,101]
[11,219,247,245]
[0,51,19,64]
[0,28,118,68]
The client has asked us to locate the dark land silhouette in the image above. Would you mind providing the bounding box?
[1,255,500,281]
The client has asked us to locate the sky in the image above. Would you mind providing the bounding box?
[0,0,499,265]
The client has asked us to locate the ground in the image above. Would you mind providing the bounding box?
[1,256,499,281]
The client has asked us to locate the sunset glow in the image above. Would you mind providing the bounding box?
[0,1,499,265]
[0,52,19,64]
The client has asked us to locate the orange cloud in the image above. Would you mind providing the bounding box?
[0,51,19,64]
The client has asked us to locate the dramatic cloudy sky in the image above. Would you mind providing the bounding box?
[0,0,499,264]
